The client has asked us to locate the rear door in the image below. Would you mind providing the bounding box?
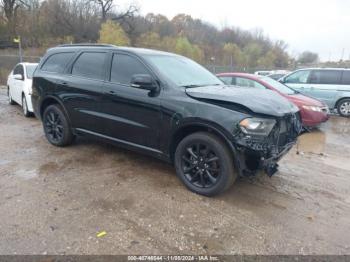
[307,70,342,107]
[101,52,162,150]
[58,51,108,134]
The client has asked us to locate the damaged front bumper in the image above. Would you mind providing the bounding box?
[233,113,301,177]
[260,141,295,177]
[234,141,295,177]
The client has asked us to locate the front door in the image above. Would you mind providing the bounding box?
[101,53,161,151]
[306,70,342,107]
[284,69,312,95]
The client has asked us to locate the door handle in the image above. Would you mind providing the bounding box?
[107,90,116,94]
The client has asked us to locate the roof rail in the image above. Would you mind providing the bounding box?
[57,43,116,48]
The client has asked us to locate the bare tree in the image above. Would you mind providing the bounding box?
[90,0,138,23]
[0,0,31,35]
[92,0,113,21]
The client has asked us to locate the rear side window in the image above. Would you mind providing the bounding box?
[341,71,350,85]
[72,52,107,80]
[110,54,149,85]
[309,70,341,85]
[41,52,74,73]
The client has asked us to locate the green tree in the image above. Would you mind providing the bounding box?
[136,32,161,49]
[257,50,277,68]
[223,43,244,67]
[298,51,319,64]
[175,37,193,57]
[98,20,130,46]
[243,43,263,68]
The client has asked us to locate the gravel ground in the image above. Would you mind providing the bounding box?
[0,86,350,255]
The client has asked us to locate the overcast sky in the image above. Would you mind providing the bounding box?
[118,0,350,61]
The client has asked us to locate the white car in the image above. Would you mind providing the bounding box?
[7,62,38,117]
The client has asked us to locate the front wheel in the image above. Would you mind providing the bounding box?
[174,132,237,196]
[337,99,350,117]
[43,104,74,147]
[8,87,15,105]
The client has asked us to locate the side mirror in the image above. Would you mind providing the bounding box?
[131,74,157,91]
[13,74,24,80]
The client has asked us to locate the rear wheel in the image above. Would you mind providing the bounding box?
[22,95,31,117]
[174,132,237,196]
[337,98,350,117]
[8,87,15,105]
[43,104,74,147]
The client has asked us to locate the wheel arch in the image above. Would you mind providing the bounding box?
[40,96,72,125]
[335,97,350,108]
[169,122,238,164]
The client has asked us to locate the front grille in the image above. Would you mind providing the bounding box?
[270,113,301,152]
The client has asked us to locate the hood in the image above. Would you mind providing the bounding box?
[185,85,299,117]
[286,93,324,107]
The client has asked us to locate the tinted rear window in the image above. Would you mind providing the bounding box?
[341,71,350,85]
[72,52,107,80]
[309,70,341,84]
[41,52,74,73]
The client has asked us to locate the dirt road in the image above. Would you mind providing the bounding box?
[0,86,350,255]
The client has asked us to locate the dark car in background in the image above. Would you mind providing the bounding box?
[31,44,301,196]
[217,73,329,128]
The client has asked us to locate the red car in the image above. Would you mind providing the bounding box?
[217,73,329,128]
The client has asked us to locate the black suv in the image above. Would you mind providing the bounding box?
[32,44,301,196]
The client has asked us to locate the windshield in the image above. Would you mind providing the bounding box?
[26,64,37,79]
[260,76,296,95]
[145,55,222,87]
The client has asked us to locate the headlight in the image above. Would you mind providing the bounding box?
[302,105,323,112]
[239,118,276,136]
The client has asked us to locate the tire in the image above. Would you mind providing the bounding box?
[337,98,350,117]
[174,132,237,196]
[8,87,15,105]
[43,104,74,147]
[22,95,31,117]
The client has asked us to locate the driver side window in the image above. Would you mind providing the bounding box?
[110,54,149,85]
[13,64,24,78]
[285,70,310,84]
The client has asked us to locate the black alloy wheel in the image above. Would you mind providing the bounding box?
[43,104,74,146]
[181,142,220,188]
[175,132,237,196]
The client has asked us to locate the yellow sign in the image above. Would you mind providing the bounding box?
[13,37,20,43]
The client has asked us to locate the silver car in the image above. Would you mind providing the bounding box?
[280,68,350,117]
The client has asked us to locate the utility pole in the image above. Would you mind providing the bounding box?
[19,36,23,63]
[14,36,23,62]
[341,48,345,61]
